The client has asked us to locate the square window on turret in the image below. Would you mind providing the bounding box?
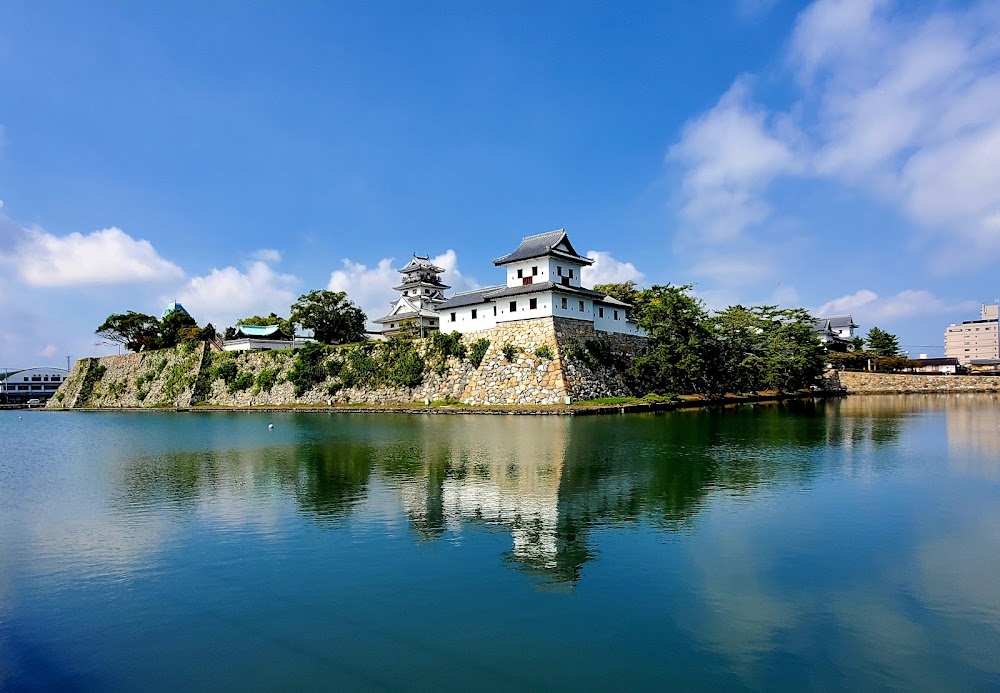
[517,269,523,278]
[561,297,567,309]
[510,301,517,313]
[450,313,456,322]
[569,268,574,278]
[530,298,538,310]
[532,266,538,276]
[557,266,563,276]
[472,309,477,319]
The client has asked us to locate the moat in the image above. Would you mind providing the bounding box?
[3,395,1000,689]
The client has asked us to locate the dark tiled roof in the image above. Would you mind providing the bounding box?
[483,282,606,300]
[813,315,858,331]
[400,255,445,274]
[912,357,959,366]
[437,285,506,310]
[492,229,593,266]
[393,279,450,291]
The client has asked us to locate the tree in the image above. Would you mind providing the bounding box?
[157,309,198,348]
[628,284,714,395]
[755,307,827,391]
[223,326,237,341]
[96,312,161,352]
[866,327,901,357]
[593,281,644,316]
[708,305,767,393]
[290,290,367,345]
[236,312,293,337]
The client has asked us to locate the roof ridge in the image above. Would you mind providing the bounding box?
[519,228,565,241]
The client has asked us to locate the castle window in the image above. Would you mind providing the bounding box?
[510,301,517,313]
[599,307,604,318]
[517,269,523,278]
[569,268,574,279]
[450,312,456,322]
[557,266,563,276]
[579,300,584,311]
[391,323,395,329]
[472,309,477,319]
[561,297,568,309]
[530,298,537,310]
[494,306,497,316]
[614,310,619,320]
[532,266,538,276]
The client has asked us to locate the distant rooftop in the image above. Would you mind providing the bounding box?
[492,229,593,266]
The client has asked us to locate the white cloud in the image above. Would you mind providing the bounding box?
[251,248,281,263]
[582,251,645,286]
[173,260,299,328]
[328,257,398,324]
[39,343,58,358]
[669,0,1000,269]
[0,199,4,209]
[2,226,183,287]
[328,250,478,325]
[668,77,803,243]
[815,288,977,323]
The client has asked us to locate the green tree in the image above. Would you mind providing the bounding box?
[157,309,198,348]
[628,284,714,395]
[290,290,367,345]
[236,312,293,337]
[708,305,767,393]
[593,281,644,316]
[866,326,901,357]
[756,307,827,391]
[96,312,161,352]
[222,326,238,341]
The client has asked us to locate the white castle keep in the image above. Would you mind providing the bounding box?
[374,229,644,337]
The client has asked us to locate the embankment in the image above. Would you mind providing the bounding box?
[835,371,1000,394]
[49,317,648,409]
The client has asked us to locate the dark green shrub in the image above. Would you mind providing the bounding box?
[228,371,254,393]
[469,338,490,367]
[254,367,280,393]
[288,342,330,396]
[501,343,518,361]
[563,340,597,366]
[534,345,553,359]
[213,359,238,384]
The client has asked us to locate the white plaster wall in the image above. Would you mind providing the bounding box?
[503,258,585,288]
[443,304,498,333]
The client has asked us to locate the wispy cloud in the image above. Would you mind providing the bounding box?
[669,0,1000,270]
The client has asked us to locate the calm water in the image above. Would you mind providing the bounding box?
[2,397,1000,691]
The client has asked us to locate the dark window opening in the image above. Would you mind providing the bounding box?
[599,307,604,318]
[517,269,523,278]
[532,266,538,276]
[569,268,574,279]
[579,301,584,311]
[450,312,456,322]
[614,310,619,320]
[471,309,477,319]
[529,298,538,310]
[557,266,563,276]
[561,297,568,309]
[509,301,517,313]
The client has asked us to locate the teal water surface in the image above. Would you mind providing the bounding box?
[2,396,1000,690]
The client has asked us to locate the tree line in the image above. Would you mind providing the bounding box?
[96,289,367,352]
[594,281,903,395]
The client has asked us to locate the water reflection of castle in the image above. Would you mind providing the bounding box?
[397,418,581,582]
[115,399,946,586]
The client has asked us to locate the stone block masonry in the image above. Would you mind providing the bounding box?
[49,317,649,408]
[837,371,1000,393]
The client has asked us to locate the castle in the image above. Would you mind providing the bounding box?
[374,229,644,338]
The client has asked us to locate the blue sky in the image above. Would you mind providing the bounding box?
[2,0,999,367]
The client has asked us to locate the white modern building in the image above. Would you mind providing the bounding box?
[415,229,643,336]
[0,367,70,404]
[945,304,1000,365]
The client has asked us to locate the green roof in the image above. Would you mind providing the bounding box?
[236,324,286,338]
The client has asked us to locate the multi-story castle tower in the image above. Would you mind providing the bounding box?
[374,255,450,336]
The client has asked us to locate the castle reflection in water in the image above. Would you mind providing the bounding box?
[114,395,1000,585]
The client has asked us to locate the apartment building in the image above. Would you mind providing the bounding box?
[945,304,1000,365]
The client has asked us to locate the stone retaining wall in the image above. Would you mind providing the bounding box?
[50,317,649,408]
[838,371,1000,393]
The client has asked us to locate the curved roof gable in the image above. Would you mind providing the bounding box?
[492,229,594,266]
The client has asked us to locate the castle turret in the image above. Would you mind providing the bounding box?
[374,255,450,336]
